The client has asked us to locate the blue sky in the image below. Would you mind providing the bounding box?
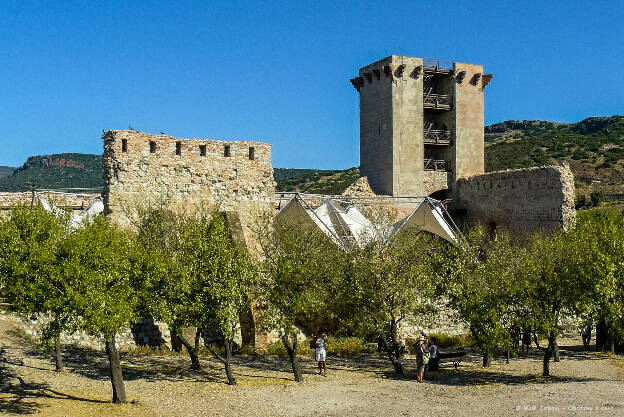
[1,0,622,169]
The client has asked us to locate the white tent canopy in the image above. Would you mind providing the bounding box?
[33,191,104,230]
[274,195,377,249]
[387,199,457,243]
[274,194,458,248]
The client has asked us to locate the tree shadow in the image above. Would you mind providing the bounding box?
[0,362,108,415]
[60,346,224,384]
[427,367,606,387]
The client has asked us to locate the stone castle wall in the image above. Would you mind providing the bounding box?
[455,164,576,235]
[102,130,275,245]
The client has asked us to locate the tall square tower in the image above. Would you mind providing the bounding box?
[351,55,492,197]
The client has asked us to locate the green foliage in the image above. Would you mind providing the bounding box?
[425,333,475,349]
[0,205,77,347]
[340,229,445,337]
[447,227,525,358]
[273,168,339,183]
[61,216,142,339]
[0,166,14,178]
[590,190,605,206]
[136,206,255,363]
[326,337,373,356]
[485,116,624,173]
[267,337,372,357]
[258,222,343,334]
[276,167,360,194]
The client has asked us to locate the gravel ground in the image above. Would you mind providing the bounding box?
[1,315,623,417]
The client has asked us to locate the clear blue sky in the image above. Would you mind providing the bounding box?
[1,0,622,169]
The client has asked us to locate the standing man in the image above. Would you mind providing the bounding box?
[416,335,427,383]
[581,324,592,350]
[315,331,328,376]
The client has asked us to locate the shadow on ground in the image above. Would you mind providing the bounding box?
[0,360,108,415]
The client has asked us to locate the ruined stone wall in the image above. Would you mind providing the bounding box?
[454,164,576,235]
[0,192,99,210]
[102,130,275,245]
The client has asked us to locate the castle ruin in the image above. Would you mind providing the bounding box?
[351,55,575,232]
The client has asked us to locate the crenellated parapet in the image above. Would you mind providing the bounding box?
[101,130,275,245]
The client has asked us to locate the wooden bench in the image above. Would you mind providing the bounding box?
[437,350,467,369]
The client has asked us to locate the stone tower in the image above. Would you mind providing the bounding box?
[351,55,492,197]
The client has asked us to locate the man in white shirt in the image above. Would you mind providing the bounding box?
[315,332,328,377]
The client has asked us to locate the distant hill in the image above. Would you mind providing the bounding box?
[0,153,103,191]
[276,167,360,195]
[3,116,623,201]
[273,168,340,183]
[485,116,624,205]
[0,166,15,179]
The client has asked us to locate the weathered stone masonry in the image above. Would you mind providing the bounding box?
[102,130,275,245]
[454,164,576,235]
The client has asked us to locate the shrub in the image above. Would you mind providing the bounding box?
[326,337,372,356]
[429,333,475,348]
[405,333,475,353]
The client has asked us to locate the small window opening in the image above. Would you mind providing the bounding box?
[149,141,156,153]
[122,139,128,153]
[249,146,255,160]
[175,141,182,156]
[199,144,207,156]
[224,145,231,157]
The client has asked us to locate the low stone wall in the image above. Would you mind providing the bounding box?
[0,192,100,210]
[454,164,576,235]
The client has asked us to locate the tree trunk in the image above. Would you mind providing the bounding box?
[609,333,615,354]
[377,333,404,374]
[178,334,201,370]
[596,319,607,351]
[205,338,237,385]
[281,333,303,382]
[224,339,236,386]
[105,335,127,404]
[553,341,560,362]
[54,340,63,372]
[482,352,492,367]
[170,329,182,352]
[542,332,556,377]
[194,327,201,351]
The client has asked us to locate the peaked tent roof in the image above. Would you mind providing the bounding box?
[274,195,375,249]
[389,199,457,243]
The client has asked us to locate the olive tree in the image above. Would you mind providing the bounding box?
[446,226,525,367]
[567,210,624,353]
[60,215,143,403]
[0,205,75,372]
[340,229,444,374]
[259,222,340,382]
[137,207,255,385]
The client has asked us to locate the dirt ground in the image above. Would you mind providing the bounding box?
[1,315,623,417]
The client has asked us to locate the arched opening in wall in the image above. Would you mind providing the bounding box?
[487,221,497,238]
[429,189,449,202]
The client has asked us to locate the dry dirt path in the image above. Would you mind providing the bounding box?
[1,314,623,416]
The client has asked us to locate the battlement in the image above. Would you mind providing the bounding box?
[101,130,275,239]
[351,55,492,197]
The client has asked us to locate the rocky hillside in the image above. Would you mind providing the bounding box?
[485,116,624,204]
[0,166,14,179]
[0,154,103,191]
